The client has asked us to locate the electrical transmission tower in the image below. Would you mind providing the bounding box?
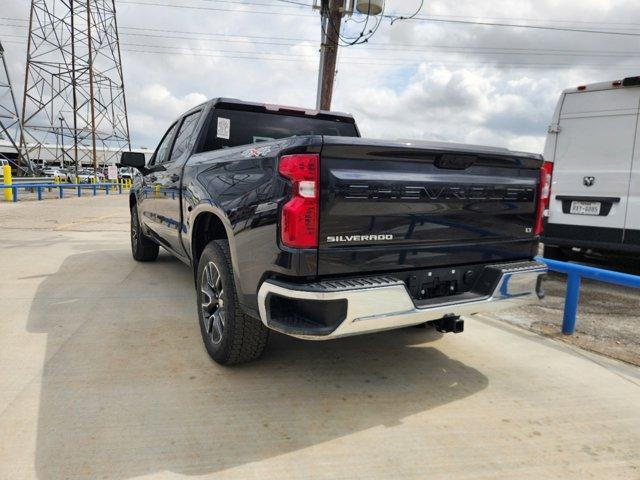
[20,0,131,178]
[0,41,31,173]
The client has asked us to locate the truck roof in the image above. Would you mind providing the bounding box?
[562,75,640,93]
[189,97,356,123]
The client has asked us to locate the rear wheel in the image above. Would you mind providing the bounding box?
[131,205,159,262]
[196,240,269,365]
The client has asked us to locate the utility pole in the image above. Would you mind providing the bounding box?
[316,0,345,111]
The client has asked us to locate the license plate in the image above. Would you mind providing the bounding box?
[570,201,601,216]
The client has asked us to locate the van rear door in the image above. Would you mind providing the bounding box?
[548,88,640,243]
[624,111,640,249]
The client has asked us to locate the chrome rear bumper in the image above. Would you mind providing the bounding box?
[257,261,547,340]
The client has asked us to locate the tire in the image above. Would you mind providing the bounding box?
[543,244,568,261]
[196,240,269,365]
[130,205,159,262]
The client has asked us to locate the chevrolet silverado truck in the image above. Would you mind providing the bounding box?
[121,98,548,365]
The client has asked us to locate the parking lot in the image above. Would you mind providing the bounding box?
[1,195,639,479]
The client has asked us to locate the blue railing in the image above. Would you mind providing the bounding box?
[536,256,640,335]
[0,182,127,201]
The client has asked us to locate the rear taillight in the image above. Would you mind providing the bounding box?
[534,160,553,235]
[278,153,319,248]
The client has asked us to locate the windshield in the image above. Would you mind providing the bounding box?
[201,108,358,152]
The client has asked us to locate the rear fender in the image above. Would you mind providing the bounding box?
[187,203,241,289]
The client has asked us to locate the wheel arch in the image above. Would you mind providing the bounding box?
[187,205,252,314]
[191,211,230,268]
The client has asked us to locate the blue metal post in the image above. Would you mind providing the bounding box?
[105,184,109,195]
[562,273,581,335]
[93,184,97,196]
[37,186,43,200]
[12,186,17,202]
[59,186,64,199]
[118,183,122,194]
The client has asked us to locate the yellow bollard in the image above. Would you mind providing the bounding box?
[3,164,13,201]
[54,175,59,185]
[154,184,160,198]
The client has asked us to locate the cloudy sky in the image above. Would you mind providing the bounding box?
[2,0,640,153]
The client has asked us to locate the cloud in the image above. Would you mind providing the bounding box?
[341,64,560,149]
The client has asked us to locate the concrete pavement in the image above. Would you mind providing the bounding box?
[1,195,639,479]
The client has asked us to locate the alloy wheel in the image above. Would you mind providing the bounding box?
[200,261,226,344]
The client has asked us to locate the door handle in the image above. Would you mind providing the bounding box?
[170,174,180,182]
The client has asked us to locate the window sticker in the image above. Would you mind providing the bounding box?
[216,117,230,139]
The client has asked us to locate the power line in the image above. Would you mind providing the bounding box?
[386,14,640,37]
[101,51,640,70]
[388,0,423,25]
[3,25,640,59]
[6,11,640,31]
[116,0,316,17]
[4,38,639,70]
[5,23,640,56]
[198,0,305,8]
[271,0,311,6]
[404,13,640,28]
[119,43,640,64]
[112,2,640,36]
[4,12,640,59]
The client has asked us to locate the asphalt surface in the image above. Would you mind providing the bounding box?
[1,195,639,479]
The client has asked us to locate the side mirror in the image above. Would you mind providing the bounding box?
[120,151,146,169]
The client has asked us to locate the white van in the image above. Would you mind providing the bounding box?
[542,76,640,258]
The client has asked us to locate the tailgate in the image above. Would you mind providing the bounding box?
[317,139,542,275]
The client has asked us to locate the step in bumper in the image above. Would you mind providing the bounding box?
[257,261,547,340]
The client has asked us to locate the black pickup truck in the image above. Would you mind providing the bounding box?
[121,98,548,365]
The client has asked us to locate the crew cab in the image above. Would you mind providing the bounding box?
[121,98,547,365]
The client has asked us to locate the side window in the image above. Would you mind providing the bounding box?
[152,122,179,166]
[169,111,201,162]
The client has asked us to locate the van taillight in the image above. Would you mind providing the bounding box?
[534,161,553,235]
[278,153,319,248]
